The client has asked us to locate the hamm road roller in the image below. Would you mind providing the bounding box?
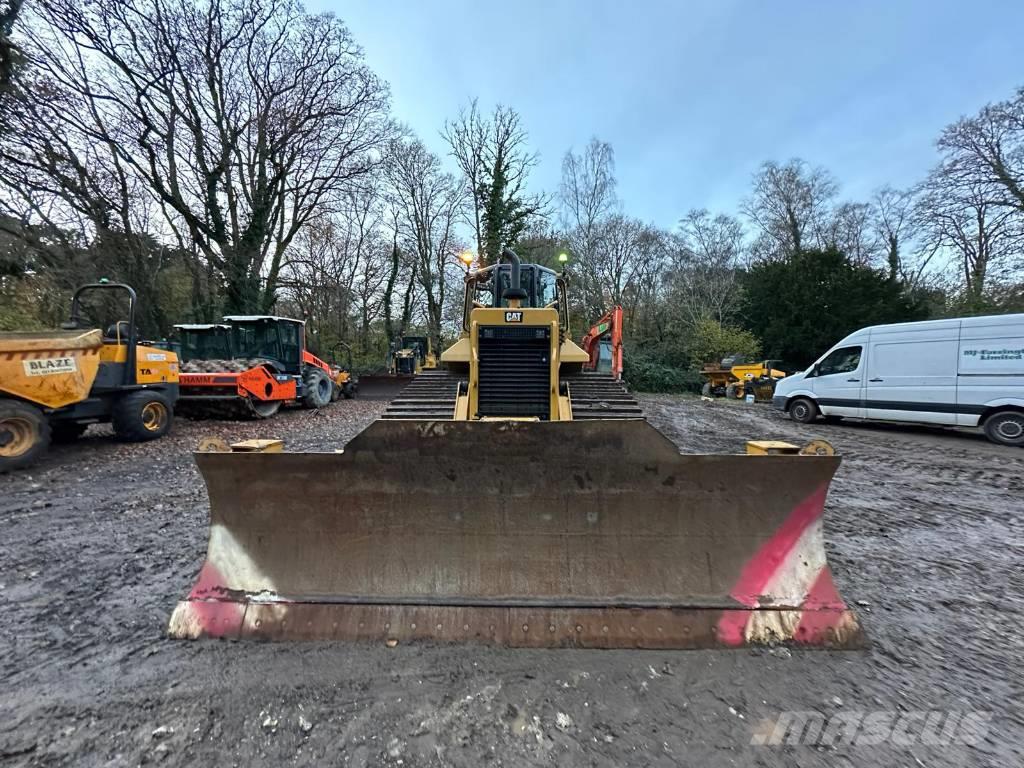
[170,250,863,649]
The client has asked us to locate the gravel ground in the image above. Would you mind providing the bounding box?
[1,395,1022,767]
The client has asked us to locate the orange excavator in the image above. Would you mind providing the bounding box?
[581,305,624,380]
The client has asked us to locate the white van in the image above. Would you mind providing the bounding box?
[772,314,1024,446]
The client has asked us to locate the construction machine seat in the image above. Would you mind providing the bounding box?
[105,321,132,343]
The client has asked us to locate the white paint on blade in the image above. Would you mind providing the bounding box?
[757,518,827,608]
[207,524,277,594]
[741,519,828,643]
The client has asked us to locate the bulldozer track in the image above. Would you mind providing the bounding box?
[564,371,644,420]
[380,370,643,420]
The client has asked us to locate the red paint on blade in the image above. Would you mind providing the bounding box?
[716,484,828,646]
[188,560,231,599]
[793,567,848,643]
[186,560,245,638]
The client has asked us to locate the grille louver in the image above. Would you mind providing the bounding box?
[477,325,551,419]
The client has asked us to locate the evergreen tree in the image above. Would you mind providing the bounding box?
[741,248,929,367]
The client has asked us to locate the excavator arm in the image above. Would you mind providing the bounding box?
[581,305,624,380]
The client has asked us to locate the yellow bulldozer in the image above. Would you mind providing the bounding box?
[170,250,863,649]
[389,334,437,376]
[357,333,439,399]
[0,282,179,471]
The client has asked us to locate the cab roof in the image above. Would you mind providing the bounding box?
[222,315,305,324]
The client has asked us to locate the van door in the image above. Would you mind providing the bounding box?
[957,316,1024,427]
[864,330,959,425]
[807,344,865,417]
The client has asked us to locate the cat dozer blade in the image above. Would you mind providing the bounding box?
[169,419,864,649]
[353,373,413,400]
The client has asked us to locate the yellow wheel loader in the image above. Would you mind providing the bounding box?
[0,282,179,471]
[170,250,863,649]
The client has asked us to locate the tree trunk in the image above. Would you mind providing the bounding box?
[383,242,399,345]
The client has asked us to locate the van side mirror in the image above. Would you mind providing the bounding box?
[807,363,820,378]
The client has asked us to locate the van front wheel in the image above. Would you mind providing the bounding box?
[983,411,1024,447]
[788,397,818,424]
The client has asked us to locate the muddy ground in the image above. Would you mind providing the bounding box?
[1,395,1022,767]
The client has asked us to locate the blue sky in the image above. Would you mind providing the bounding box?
[313,0,1024,229]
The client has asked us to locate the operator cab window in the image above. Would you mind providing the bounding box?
[474,283,494,307]
[402,337,427,361]
[538,269,557,307]
[279,322,301,366]
[814,346,862,377]
[493,265,559,308]
[496,266,535,308]
[233,322,281,363]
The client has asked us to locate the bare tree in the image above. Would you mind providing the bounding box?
[345,192,390,354]
[743,159,838,259]
[821,201,878,266]
[8,0,392,313]
[280,217,355,342]
[279,179,392,357]
[442,100,488,257]
[870,185,941,287]
[585,214,664,324]
[385,138,465,351]
[560,138,618,251]
[938,87,1024,214]
[443,101,546,265]
[0,27,184,330]
[668,209,745,327]
[916,163,1023,302]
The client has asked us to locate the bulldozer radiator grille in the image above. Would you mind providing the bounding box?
[477,325,551,419]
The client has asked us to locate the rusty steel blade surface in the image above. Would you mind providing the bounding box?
[169,419,864,648]
[353,373,414,400]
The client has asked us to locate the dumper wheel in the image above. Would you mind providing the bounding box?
[701,382,711,397]
[330,382,342,402]
[303,367,332,409]
[788,397,819,424]
[725,383,738,399]
[0,401,51,471]
[51,422,89,443]
[343,382,355,399]
[112,390,173,442]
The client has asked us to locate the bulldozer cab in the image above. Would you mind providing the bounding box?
[463,262,562,316]
[390,334,435,375]
[222,316,305,375]
[400,336,429,362]
[440,251,588,421]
